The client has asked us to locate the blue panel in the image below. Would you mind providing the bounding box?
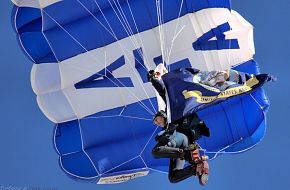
[234,59,260,74]
[14,0,231,63]
[143,0,183,27]
[124,0,155,33]
[55,98,161,179]
[241,95,264,133]
[197,60,268,154]
[55,120,82,155]
[75,55,133,89]
[79,114,155,150]
[85,143,140,174]
[13,7,57,63]
[140,133,170,169]
[79,116,156,173]
[14,7,41,31]
[153,57,192,72]
[134,48,148,83]
[83,98,156,118]
[20,32,57,63]
[252,89,270,112]
[104,158,146,174]
[234,60,270,112]
[61,152,98,177]
[121,98,156,119]
[169,58,192,71]
[185,0,231,12]
[85,106,125,118]
[42,14,89,61]
[153,55,163,66]
[228,119,266,152]
[198,103,234,150]
[192,22,240,51]
[197,94,266,155]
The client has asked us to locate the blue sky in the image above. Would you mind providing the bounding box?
[1,0,290,190]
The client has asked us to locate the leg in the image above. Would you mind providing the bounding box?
[186,147,210,186]
[152,132,190,159]
[168,158,196,183]
[184,144,209,164]
[152,143,183,159]
[196,161,209,186]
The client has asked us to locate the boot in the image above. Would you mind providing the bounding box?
[185,145,209,186]
[196,160,209,186]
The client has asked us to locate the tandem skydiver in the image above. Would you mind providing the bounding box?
[147,69,210,185]
[152,110,209,185]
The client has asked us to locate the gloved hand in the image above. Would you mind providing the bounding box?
[147,70,155,82]
[155,133,170,145]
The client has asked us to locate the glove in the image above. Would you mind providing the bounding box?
[155,133,170,145]
[147,70,155,82]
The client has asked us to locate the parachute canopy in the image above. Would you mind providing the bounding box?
[12,0,269,184]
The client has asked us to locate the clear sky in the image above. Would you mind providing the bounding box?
[1,0,290,190]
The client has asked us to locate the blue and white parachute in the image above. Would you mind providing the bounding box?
[12,0,269,184]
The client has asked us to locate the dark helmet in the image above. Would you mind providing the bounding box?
[153,110,167,121]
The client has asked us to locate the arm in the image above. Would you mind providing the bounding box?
[148,70,167,102]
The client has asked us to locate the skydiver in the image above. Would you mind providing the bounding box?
[151,110,209,185]
[192,68,258,91]
[147,69,210,138]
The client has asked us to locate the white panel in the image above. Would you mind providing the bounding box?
[163,15,197,63]
[37,90,76,123]
[59,49,107,89]
[31,63,61,95]
[97,170,149,184]
[132,28,161,69]
[11,0,62,8]
[62,84,156,119]
[32,8,255,123]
